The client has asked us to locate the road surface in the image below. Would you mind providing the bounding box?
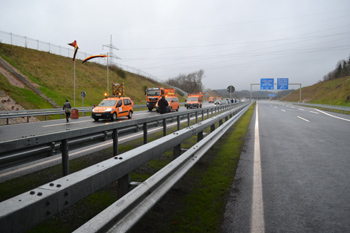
[222,101,350,232]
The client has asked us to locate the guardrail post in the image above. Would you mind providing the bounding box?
[103,131,108,141]
[197,131,203,142]
[219,119,223,126]
[195,112,198,123]
[177,115,180,130]
[143,123,148,144]
[112,129,118,155]
[117,173,130,198]
[173,144,181,159]
[211,124,215,133]
[60,139,69,176]
[163,118,167,136]
[45,115,47,121]
[27,116,30,123]
[202,111,204,121]
[207,109,209,119]
[187,113,190,126]
[6,118,9,125]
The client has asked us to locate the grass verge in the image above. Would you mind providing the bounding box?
[130,103,255,232]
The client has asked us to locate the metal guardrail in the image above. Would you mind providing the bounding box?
[0,102,251,232]
[0,105,150,124]
[293,102,350,115]
[0,103,241,168]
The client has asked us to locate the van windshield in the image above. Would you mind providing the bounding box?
[99,100,117,107]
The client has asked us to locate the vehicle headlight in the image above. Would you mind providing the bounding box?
[105,108,112,112]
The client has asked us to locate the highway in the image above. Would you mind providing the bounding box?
[222,101,350,232]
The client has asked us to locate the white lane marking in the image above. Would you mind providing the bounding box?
[43,120,93,127]
[281,109,286,112]
[291,107,295,109]
[297,116,310,122]
[274,106,277,109]
[315,109,350,122]
[251,103,265,233]
[298,108,304,111]
[309,111,319,115]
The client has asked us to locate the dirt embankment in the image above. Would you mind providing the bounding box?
[0,58,41,125]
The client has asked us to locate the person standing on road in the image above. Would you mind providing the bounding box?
[158,95,168,114]
[63,99,72,122]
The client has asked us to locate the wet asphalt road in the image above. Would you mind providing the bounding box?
[222,101,350,232]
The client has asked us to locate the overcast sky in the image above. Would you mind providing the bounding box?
[1,0,350,91]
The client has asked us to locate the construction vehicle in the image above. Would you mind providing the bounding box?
[145,87,176,111]
[92,83,134,121]
[208,96,215,103]
[186,92,203,109]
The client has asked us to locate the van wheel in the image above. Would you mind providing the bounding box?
[176,107,179,111]
[112,113,117,121]
[93,118,99,122]
[148,108,152,112]
[128,111,133,119]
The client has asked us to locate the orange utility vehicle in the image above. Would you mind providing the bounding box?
[186,92,203,109]
[145,87,176,111]
[92,83,134,121]
[208,96,215,103]
[156,94,180,112]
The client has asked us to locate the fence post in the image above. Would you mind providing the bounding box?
[112,129,118,156]
[143,123,148,144]
[197,131,203,142]
[117,173,130,198]
[163,118,166,136]
[60,139,69,176]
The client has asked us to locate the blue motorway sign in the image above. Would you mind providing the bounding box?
[268,94,276,97]
[277,78,289,90]
[260,78,274,90]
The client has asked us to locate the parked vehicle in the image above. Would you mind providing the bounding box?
[208,96,215,103]
[156,96,180,112]
[92,83,133,121]
[186,92,203,109]
[145,87,175,111]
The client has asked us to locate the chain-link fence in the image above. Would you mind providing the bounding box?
[0,30,169,85]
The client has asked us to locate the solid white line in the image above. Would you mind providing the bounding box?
[315,109,350,122]
[251,103,265,233]
[297,116,310,122]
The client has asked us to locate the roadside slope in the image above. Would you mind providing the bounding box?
[0,43,180,109]
[281,76,350,106]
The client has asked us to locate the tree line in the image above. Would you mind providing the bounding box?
[323,54,350,81]
[166,70,204,93]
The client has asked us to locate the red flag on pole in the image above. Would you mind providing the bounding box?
[68,40,79,61]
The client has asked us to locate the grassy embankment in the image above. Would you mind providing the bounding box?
[0,103,255,232]
[0,43,185,111]
[281,76,350,106]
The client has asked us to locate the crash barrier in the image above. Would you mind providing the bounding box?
[0,102,252,232]
[293,102,350,115]
[0,104,149,125]
[0,103,244,171]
